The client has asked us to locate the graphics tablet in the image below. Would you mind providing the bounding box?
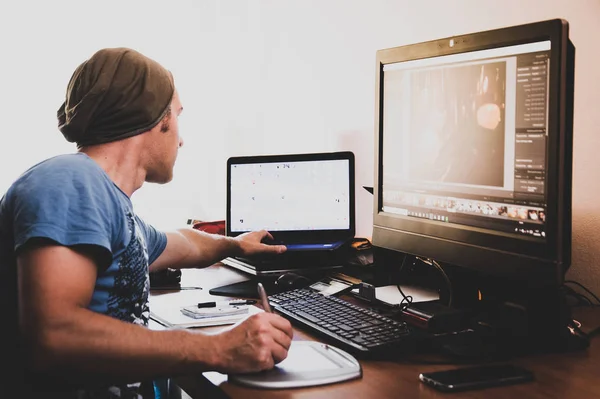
[228,341,362,389]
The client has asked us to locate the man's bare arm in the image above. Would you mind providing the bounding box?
[18,244,292,384]
[150,229,286,272]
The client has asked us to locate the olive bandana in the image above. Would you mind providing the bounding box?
[57,47,174,147]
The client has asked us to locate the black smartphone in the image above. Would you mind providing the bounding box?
[419,364,534,392]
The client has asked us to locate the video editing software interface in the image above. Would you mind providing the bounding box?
[229,159,351,233]
[382,41,551,241]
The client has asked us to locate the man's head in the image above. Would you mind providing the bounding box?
[57,47,183,183]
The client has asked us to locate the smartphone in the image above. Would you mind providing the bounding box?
[419,364,534,392]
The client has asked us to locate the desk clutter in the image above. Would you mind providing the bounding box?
[149,265,600,397]
[149,276,365,390]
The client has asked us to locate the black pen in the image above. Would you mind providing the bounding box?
[228,299,257,306]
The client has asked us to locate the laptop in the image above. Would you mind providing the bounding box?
[222,150,356,277]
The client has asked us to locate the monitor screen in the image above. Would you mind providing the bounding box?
[230,159,351,233]
[226,151,356,245]
[372,19,574,284]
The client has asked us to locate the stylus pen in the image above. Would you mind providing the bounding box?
[257,282,272,313]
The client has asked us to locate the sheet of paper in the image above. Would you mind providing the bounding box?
[376,285,439,304]
[351,284,439,305]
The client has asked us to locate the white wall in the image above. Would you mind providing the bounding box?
[1,0,599,291]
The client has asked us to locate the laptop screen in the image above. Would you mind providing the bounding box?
[226,151,355,246]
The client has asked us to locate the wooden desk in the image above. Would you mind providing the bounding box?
[150,266,600,399]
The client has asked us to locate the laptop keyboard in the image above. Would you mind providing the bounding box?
[268,288,413,357]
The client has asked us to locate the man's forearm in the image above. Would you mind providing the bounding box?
[27,307,221,385]
[151,228,284,273]
[150,229,241,272]
[179,228,241,268]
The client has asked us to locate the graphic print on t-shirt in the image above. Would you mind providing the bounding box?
[106,211,151,326]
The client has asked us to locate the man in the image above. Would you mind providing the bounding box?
[0,48,293,398]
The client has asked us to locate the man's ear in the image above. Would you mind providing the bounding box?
[159,106,172,133]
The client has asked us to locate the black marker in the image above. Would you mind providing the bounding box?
[197,301,217,308]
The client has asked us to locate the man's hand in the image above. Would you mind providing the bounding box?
[234,230,287,257]
[210,312,293,373]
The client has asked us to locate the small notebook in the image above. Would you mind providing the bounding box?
[180,304,249,319]
[150,302,261,329]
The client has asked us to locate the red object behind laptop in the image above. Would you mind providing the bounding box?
[192,220,225,236]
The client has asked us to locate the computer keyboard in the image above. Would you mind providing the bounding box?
[268,288,414,357]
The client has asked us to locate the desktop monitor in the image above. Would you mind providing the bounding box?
[372,19,574,287]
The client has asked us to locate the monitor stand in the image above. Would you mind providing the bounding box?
[433,265,590,359]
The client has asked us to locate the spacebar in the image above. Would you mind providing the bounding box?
[293,310,321,323]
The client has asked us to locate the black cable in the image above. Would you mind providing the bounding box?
[568,319,594,346]
[395,254,413,311]
[562,284,594,306]
[431,258,453,307]
[564,280,600,305]
[587,326,600,339]
[561,283,600,342]
[398,292,414,311]
[416,256,453,307]
[570,292,594,306]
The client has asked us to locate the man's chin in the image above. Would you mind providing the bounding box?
[146,173,173,184]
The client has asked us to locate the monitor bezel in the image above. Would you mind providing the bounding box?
[372,19,573,284]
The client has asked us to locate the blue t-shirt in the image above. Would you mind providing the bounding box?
[0,153,167,396]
